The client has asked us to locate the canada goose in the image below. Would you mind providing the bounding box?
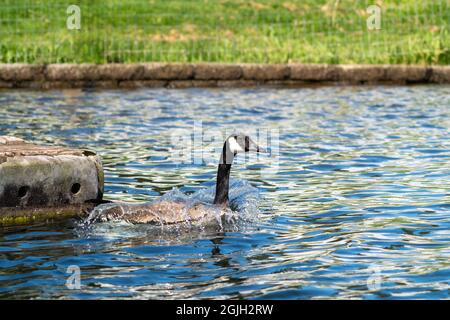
[91,134,265,225]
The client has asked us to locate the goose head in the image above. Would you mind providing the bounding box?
[214,134,265,205]
[220,134,266,165]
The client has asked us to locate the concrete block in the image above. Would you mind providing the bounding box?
[384,65,429,83]
[142,63,194,80]
[430,66,450,83]
[97,64,145,80]
[241,64,290,80]
[337,65,387,82]
[289,64,338,81]
[0,136,104,225]
[0,64,45,81]
[194,63,242,80]
[45,64,98,81]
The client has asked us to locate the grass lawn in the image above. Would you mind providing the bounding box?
[0,0,448,64]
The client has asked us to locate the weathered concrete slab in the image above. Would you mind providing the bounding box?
[0,63,449,89]
[142,63,194,80]
[0,136,104,226]
[0,204,95,226]
[384,65,431,83]
[45,64,99,81]
[337,65,387,83]
[241,64,290,80]
[430,66,450,83]
[0,64,45,81]
[194,63,242,80]
[290,64,339,81]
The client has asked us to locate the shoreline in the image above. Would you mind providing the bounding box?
[0,63,449,89]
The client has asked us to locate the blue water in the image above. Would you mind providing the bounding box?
[1,85,450,299]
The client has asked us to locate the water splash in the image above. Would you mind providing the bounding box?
[79,179,261,236]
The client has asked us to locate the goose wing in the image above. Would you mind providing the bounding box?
[98,201,212,224]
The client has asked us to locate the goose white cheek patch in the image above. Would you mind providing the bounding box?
[228,137,244,153]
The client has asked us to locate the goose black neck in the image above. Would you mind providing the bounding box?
[213,142,235,205]
[213,163,232,205]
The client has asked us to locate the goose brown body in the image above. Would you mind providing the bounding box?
[98,201,226,224]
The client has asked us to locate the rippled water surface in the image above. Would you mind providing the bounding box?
[1,86,450,299]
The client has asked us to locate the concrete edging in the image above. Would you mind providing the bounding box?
[0,63,449,89]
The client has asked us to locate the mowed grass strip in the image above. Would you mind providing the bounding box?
[0,0,448,64]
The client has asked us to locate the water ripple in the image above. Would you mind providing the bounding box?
[1,86,450,299]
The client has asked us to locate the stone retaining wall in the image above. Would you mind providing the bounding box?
[0,63,449,89]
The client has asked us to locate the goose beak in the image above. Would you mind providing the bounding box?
[247,137,267,153]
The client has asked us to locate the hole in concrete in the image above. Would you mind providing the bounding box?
[18,186,30,198]
[71,183,81,195]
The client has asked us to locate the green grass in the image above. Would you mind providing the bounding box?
[0,0,448,64]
